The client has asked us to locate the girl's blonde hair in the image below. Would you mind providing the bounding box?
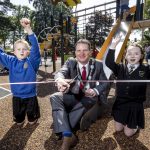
[14,39,30,50]
[128,43,143,52]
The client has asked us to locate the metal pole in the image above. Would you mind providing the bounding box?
[140,0,144,20]
[60,1,64,65]
[74,20,77,44]
[74,6,78,44]
[93,6,96,58]
[60,12,64,65]
[136,0,141,21]
[52,39,56,72]
[116,0,120,19]
[51,4,56,72]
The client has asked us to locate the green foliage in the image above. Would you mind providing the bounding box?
[0,1,33,48]
[141,0,150,46]
[86,11,114,48]
[144,0,150,19]
[0,0,15,48]
[0,0,14,15]
[11,5,33,37]
[31,0,72,42]
[0,15,14,31]
[142,28,150,45]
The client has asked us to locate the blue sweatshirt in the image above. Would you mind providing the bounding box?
[0,34,41,98]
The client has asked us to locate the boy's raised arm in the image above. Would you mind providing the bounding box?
[20,18,40,70]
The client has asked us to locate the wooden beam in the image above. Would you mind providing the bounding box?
[132,20,150,29]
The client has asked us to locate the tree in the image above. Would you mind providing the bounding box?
[0,0,15,49]
[0,16,15,48]
[30,0,72,42]
[0,0,14,15]
[86,10,113,48]
[140,0,150,46]
[0,1,33,49]
[11,5,33,37]
[144,0,150,19]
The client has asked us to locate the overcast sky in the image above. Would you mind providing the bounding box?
[10,0,34,9]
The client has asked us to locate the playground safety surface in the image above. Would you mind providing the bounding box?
[0,59,150,150]
[0,87,11,100]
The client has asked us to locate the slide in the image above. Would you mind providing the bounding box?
[96,18,135,79]
[96,6,137,79]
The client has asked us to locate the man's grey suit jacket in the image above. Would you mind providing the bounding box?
[52,57,109,131]
[55,57,109,99]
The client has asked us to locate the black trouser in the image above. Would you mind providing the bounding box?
[13,96,40,123]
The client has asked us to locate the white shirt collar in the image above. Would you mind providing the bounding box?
[127,63,139,70]
[78,62,89,70]
[78,62,89,77]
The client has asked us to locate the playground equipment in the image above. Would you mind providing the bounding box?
[38,0,147,73]
[50,0,81,66]
[95,0,149,79]
[48,1,116,65]
[51,0,81,6]
[39,0,81,71]
[72,1,116,57]
[38,25,61,72]
[38,17,77,72]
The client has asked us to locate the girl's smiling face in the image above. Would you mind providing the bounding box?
[125,45,143,65]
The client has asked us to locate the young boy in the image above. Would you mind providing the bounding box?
[0,18,41,125]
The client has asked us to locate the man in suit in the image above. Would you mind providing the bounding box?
[50,39,109,150]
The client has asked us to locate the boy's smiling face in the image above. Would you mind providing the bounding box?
[14,43,30,60]
[125,46,142,65]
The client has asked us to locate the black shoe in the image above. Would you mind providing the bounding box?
[60,134,78,150]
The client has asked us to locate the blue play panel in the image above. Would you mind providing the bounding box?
[0,87,11,100]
